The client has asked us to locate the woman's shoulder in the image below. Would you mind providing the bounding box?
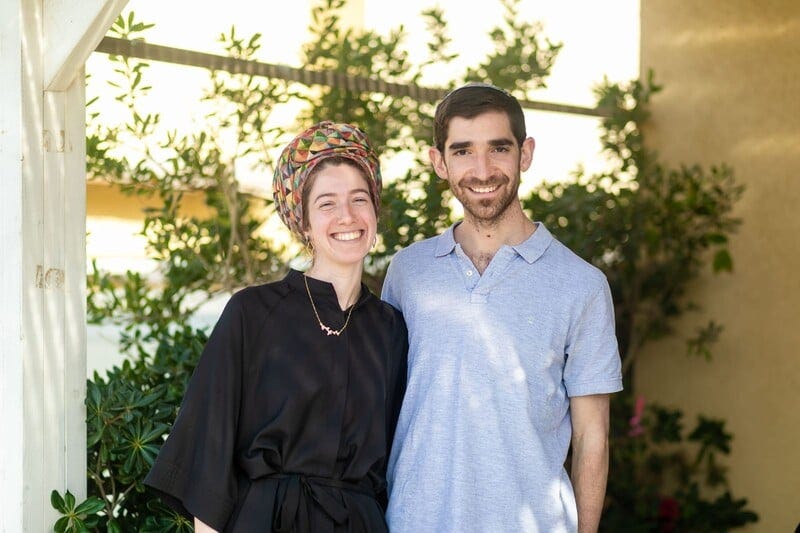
[361,291,407,334]
[226,276,293,315]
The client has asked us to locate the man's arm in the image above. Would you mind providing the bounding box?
[570,393,611,533]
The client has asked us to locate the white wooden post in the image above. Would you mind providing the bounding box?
[0,0,126,530]
[0,0,26,528]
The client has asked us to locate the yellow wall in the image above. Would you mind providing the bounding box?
[636,2,800,531]
[86,182,279,272]
[87,181,213,219]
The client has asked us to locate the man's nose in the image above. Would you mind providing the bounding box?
[474,152,491,179]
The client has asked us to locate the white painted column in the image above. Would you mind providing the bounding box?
[0,0,26,529]
[1,0,126,530]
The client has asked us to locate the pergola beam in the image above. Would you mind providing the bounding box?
[95,36,612,118]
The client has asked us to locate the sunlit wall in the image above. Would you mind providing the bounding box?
[635,2,800,531]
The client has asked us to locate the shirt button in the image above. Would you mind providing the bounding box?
[465,270,473,277]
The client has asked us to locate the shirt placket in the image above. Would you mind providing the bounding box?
[453,246,516,304]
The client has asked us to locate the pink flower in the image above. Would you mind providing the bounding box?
[628,395,646,437]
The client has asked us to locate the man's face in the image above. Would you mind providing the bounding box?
[430,111,534,225]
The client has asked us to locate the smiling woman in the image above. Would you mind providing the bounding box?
[143,121,408,532]
[303,160,378,283]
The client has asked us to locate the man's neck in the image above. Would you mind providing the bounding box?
[454,206,536,274]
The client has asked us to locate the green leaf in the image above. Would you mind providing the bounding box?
[54,516,69,533]
[74,496,106,514]
[108,518,123,533]
[123,449,138,474]
[74,519,90,533]
[64,490,76,510]
[50,489,67,513]
[707,232,728,244]
[712,249,733,273]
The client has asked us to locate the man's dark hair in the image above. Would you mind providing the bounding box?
[432,82,527,153]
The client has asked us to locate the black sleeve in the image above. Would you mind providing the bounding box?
[376,309,408,511]
[386,311,409,452]
[144,293,245,530]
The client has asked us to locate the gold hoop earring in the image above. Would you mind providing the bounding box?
[304,236,314,257]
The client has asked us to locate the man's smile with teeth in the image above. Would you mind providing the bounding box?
[469,185,499,193]
[332,230,363,241]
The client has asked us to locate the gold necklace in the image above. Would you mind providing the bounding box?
[303,274,356,336]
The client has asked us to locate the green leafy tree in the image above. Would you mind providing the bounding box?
[53,1,757,530]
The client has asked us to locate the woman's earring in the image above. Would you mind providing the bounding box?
[304,235,314,257]
[371,235,378,249]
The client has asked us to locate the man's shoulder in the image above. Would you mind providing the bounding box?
[391,234,440,263]
[544,234,608,288]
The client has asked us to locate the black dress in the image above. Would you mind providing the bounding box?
[144,269,408,532]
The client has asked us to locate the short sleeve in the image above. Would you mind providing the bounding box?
[144,294,245,529]
[563,276,623,397]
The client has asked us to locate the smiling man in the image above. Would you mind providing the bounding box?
[381,83,623,533]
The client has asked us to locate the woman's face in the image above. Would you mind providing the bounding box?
[304,163,377,271]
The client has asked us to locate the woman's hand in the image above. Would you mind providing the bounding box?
[194,517,219,533]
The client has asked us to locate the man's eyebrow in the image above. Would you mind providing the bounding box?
[447,138,514,151]
[447,141,472,151]
[488,138,514,147]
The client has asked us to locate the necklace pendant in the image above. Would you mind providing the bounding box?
[321,324,340,336]
[305,274,353,338]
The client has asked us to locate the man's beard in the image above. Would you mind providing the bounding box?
[454,174,521,226]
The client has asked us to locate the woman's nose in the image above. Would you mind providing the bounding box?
[338,203,354,222]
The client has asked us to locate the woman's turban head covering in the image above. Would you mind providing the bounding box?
[272,121,382,240]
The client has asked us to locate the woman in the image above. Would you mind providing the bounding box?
[145,121,408,532]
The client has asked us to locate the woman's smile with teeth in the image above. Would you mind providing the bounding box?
[332,230,363,241]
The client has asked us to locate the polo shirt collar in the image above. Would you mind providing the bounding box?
[433,221,554,264]
[434,224,459,257]
[512,222,554,264]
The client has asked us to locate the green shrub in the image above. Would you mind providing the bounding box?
[74,326,205,531]
[602,396,758,531]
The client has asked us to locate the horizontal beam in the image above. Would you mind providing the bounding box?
[95,37,611,118]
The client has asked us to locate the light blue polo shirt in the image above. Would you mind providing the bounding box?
[381,222,622,533]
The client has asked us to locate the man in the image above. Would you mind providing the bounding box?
[381,83,623,533]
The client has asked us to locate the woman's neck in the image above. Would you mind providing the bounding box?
[305,263,363,310]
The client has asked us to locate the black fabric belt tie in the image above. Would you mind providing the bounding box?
[270,473,375,533]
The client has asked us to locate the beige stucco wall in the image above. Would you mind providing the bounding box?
[636,2,800,531]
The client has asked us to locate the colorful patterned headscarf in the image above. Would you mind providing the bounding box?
[272,121,382,241]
